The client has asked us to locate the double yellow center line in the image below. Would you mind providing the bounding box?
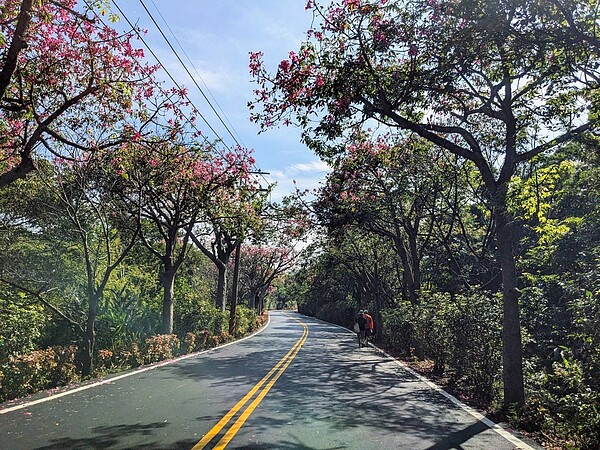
[192,318,308,449]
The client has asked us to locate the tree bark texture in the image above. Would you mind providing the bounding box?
[161,265,176,334]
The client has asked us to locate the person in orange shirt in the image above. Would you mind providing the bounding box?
[363,310,374,341]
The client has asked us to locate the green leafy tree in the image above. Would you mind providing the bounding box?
[251,0,597,408]
[314,136,455,304]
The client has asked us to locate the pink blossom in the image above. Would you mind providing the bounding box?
[279,59,291,73]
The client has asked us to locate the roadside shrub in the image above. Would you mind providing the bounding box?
[210,311,229,336]
[412,293,454,374]
[446,292,502,403]
[96,349,114,372]
[111,342,144,369]
[0,346,79,402]
[212,331,234,346]
[95,289,158,357]
[381,303,414,355]
[234,306,264,337]
[175,299,227,335]
[143,334,180,364]
[255,310,268,329]
[194,330,212,351]
[0,299,46,360]
[380,291,502,404]
[182,332,197,353]
[515,355,600,450]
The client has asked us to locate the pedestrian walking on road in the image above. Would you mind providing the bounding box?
[363,310,374,340]
[355,310,368,347]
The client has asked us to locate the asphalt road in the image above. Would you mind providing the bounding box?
[0,311,538,449]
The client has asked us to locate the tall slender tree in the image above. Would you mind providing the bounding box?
[190,158,268,312]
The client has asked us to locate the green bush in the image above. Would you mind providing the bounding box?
[175,299,228,336]
[95,292,158,355]
[0,346,79,402]
[413,294,455,373]
[0,299,46,360]
[234,305,265,337]
[381,291,502,404]
[446,292,502,403]
[516,354,600,450]
[381,303,415,355]
[111,342,144,369]
[142,334,180,364]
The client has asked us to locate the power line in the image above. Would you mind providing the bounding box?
[137,0,244,150]
[81,0,211,149]
[94,0,272,188]
[146,0,248,149]
[128,0,271,187]
[110,0,232,152]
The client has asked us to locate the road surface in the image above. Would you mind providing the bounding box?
[0,311,538,449]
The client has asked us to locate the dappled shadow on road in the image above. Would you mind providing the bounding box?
[51,312,507,449]
[424,420,490,450]
[149,319,306,391]
[34,422,196,450]
[236,316,512,449]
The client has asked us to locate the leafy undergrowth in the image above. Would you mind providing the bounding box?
[0,311,269,404]
[380,346,598,450]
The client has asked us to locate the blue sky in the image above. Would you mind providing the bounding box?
[112,0,330,201]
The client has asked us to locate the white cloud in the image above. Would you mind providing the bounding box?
[289,161,330,174]
[264,159,330,203]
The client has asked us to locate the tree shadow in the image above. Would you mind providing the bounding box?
[219,314,515,449]
[34,422,197,449]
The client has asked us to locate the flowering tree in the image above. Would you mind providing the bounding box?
[0,0,155,188]
[250,0,598,407]
[238,244,299,312]
[315,135,456,304]
[113,129,259,333]
[189,156,268,313]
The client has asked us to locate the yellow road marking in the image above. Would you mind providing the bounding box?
[214,326,308,449]
[192,318,308,449]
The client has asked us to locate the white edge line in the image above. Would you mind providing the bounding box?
[297,312,537,450]
[0,313,271,415]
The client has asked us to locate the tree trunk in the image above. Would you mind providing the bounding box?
[248,287,258,310]
[229,243,241,335]
[374,288,383,342]
[495,207,525,408]
[392,233,418,304]
[162,265,176,334]
[216,261,227,313]
[0,0,33,99]
[407,229,421,304]
[82,295,98,376]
